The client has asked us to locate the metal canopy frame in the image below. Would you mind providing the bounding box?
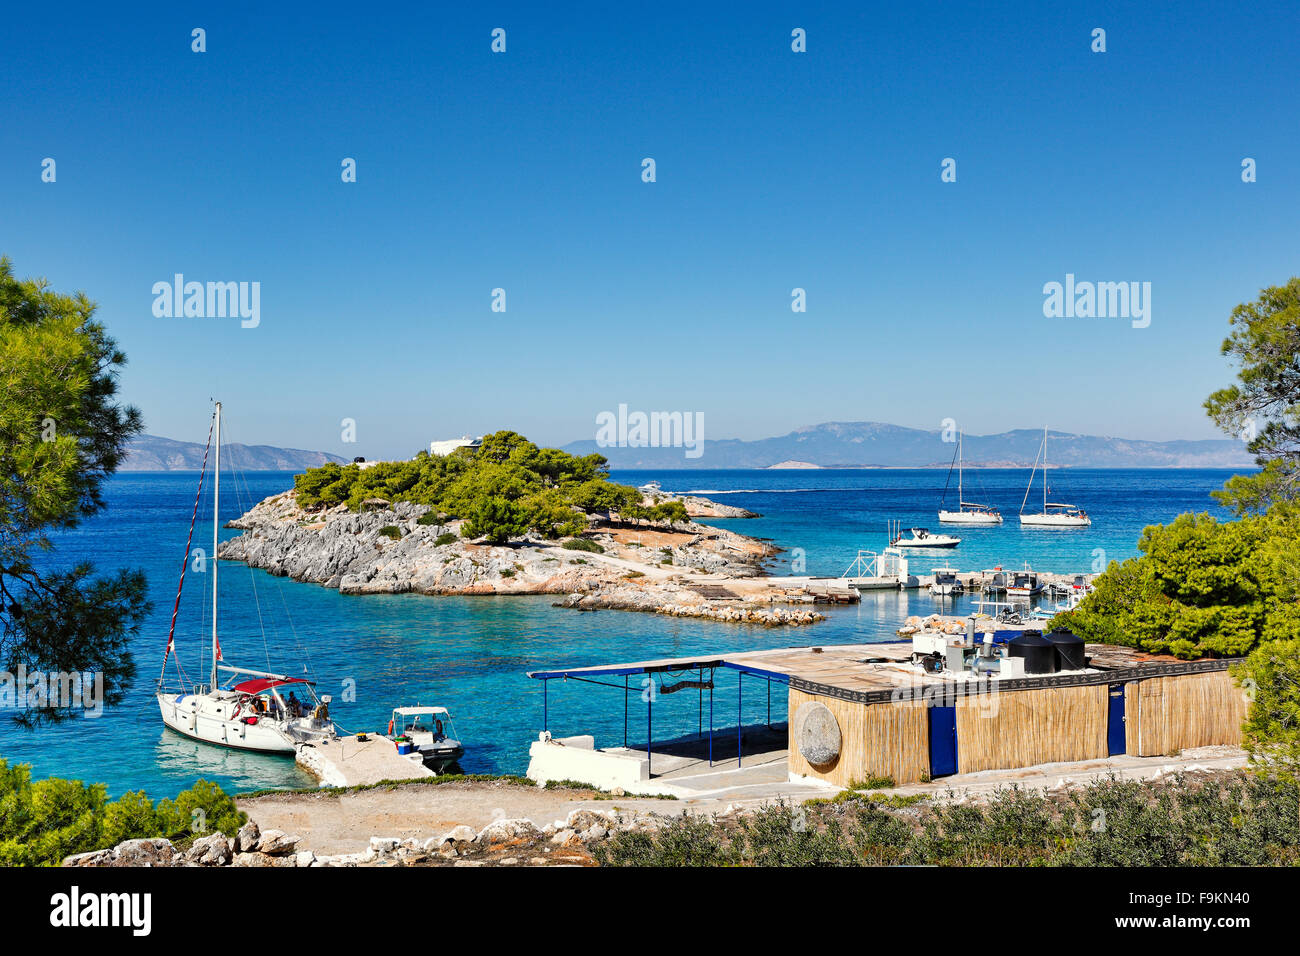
[528,657,790,776]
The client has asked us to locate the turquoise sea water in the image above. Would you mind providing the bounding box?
[3,468,1235,798]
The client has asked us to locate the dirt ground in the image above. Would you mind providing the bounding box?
[236,780,674,855]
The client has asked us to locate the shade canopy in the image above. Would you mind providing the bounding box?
[231,677,312,695]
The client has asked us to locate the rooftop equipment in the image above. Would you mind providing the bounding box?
[1007,631,1057,675]
[1045,630,1086,671]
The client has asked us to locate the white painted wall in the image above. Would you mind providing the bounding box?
[526,735,649,792]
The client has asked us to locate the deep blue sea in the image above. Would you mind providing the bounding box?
[3,468,1235,798]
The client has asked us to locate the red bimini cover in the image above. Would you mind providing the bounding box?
[231,677,312,695]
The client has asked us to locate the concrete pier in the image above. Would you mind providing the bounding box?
[296,734,435,788]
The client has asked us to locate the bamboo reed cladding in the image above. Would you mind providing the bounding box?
[787,688,929,786]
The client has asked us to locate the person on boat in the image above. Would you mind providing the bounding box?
[287,691,303,718]
[434,718,445,741]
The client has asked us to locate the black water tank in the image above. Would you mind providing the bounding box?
[1008,631,1057,675]
[1046,630,1086,671]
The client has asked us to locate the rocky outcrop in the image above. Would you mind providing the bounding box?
[216,490,824,626]
[63,807,665,868]
[650,492,759,519]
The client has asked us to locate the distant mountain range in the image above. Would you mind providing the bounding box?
[563,422,1256,469]
[124,421,1255,472]
[122,434,348,471]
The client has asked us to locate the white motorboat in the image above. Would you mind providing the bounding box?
[891,527,961,549]
[1018,426,1091,527]
[938,430,1002,524]
[156,402,337,755]
[388,706,466,771]
[1006,567,1044,598]
[929,567,964,596]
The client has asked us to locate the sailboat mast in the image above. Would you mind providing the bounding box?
[958,430,963,505]
[211,402,220,690]
[1042,424,1048,513]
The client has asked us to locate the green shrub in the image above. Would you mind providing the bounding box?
[562,537,604,553]
[377,525,402,540]
[434,532,457,547]
[416,511,442,526]
[292,430,644,545]
[0,761,245,866]
[595,774,1300,867]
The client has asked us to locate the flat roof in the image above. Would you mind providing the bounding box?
[528,642,1239,704]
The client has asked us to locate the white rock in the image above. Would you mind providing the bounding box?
[476,818,540,845]
[439,824,477,845]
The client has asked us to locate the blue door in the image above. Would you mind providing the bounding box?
[928,705,957,777]
[1107,684,1126,756]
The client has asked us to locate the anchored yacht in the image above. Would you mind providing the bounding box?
[1018,426,1092,527]
[155,402,336,755]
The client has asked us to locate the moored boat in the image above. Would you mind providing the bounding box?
[1018,426,1091,527]
[938,430,1003,524]
[891,527,961,549]
[155,402,337,755]
[388,706,465,771]
[928,567,964,596]
[1006,566,1044,598]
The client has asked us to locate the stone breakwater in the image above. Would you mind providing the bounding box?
[217,490,823,625]
[555,591,824,626]
[63,811,663,868]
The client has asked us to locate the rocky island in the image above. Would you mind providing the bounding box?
[218,431,829,626]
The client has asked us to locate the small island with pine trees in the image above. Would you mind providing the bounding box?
[219,430,827,626]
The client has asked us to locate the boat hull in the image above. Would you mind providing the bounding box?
[938,511,1002,525]
[1019,514,1091,527]
[157,693,328,755]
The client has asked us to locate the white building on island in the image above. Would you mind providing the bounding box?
[430,435,483,457]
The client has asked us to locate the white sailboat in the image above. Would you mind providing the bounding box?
[1018,426,1092,527]
[938,430,1002,524]
[156,402,337,755]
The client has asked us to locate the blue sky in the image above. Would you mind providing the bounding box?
[3,1,1297,459]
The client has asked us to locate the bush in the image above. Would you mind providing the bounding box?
[1233,638,1300,782]
[377,525,402,540]
[292,430,654,544]
[0,761,246,866]
[434,532,458,547]
[416,511,442,526]
[1053,507,1300,658]
[595,774,1300,867]
[562,537,604,553]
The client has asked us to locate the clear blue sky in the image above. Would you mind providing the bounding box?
[3,1,1296,458]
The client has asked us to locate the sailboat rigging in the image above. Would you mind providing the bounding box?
[938,430,1002,524]
[1018,426,1092,527]
[156,402,337,754]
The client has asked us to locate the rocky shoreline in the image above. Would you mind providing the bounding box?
[218,489,826,626]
